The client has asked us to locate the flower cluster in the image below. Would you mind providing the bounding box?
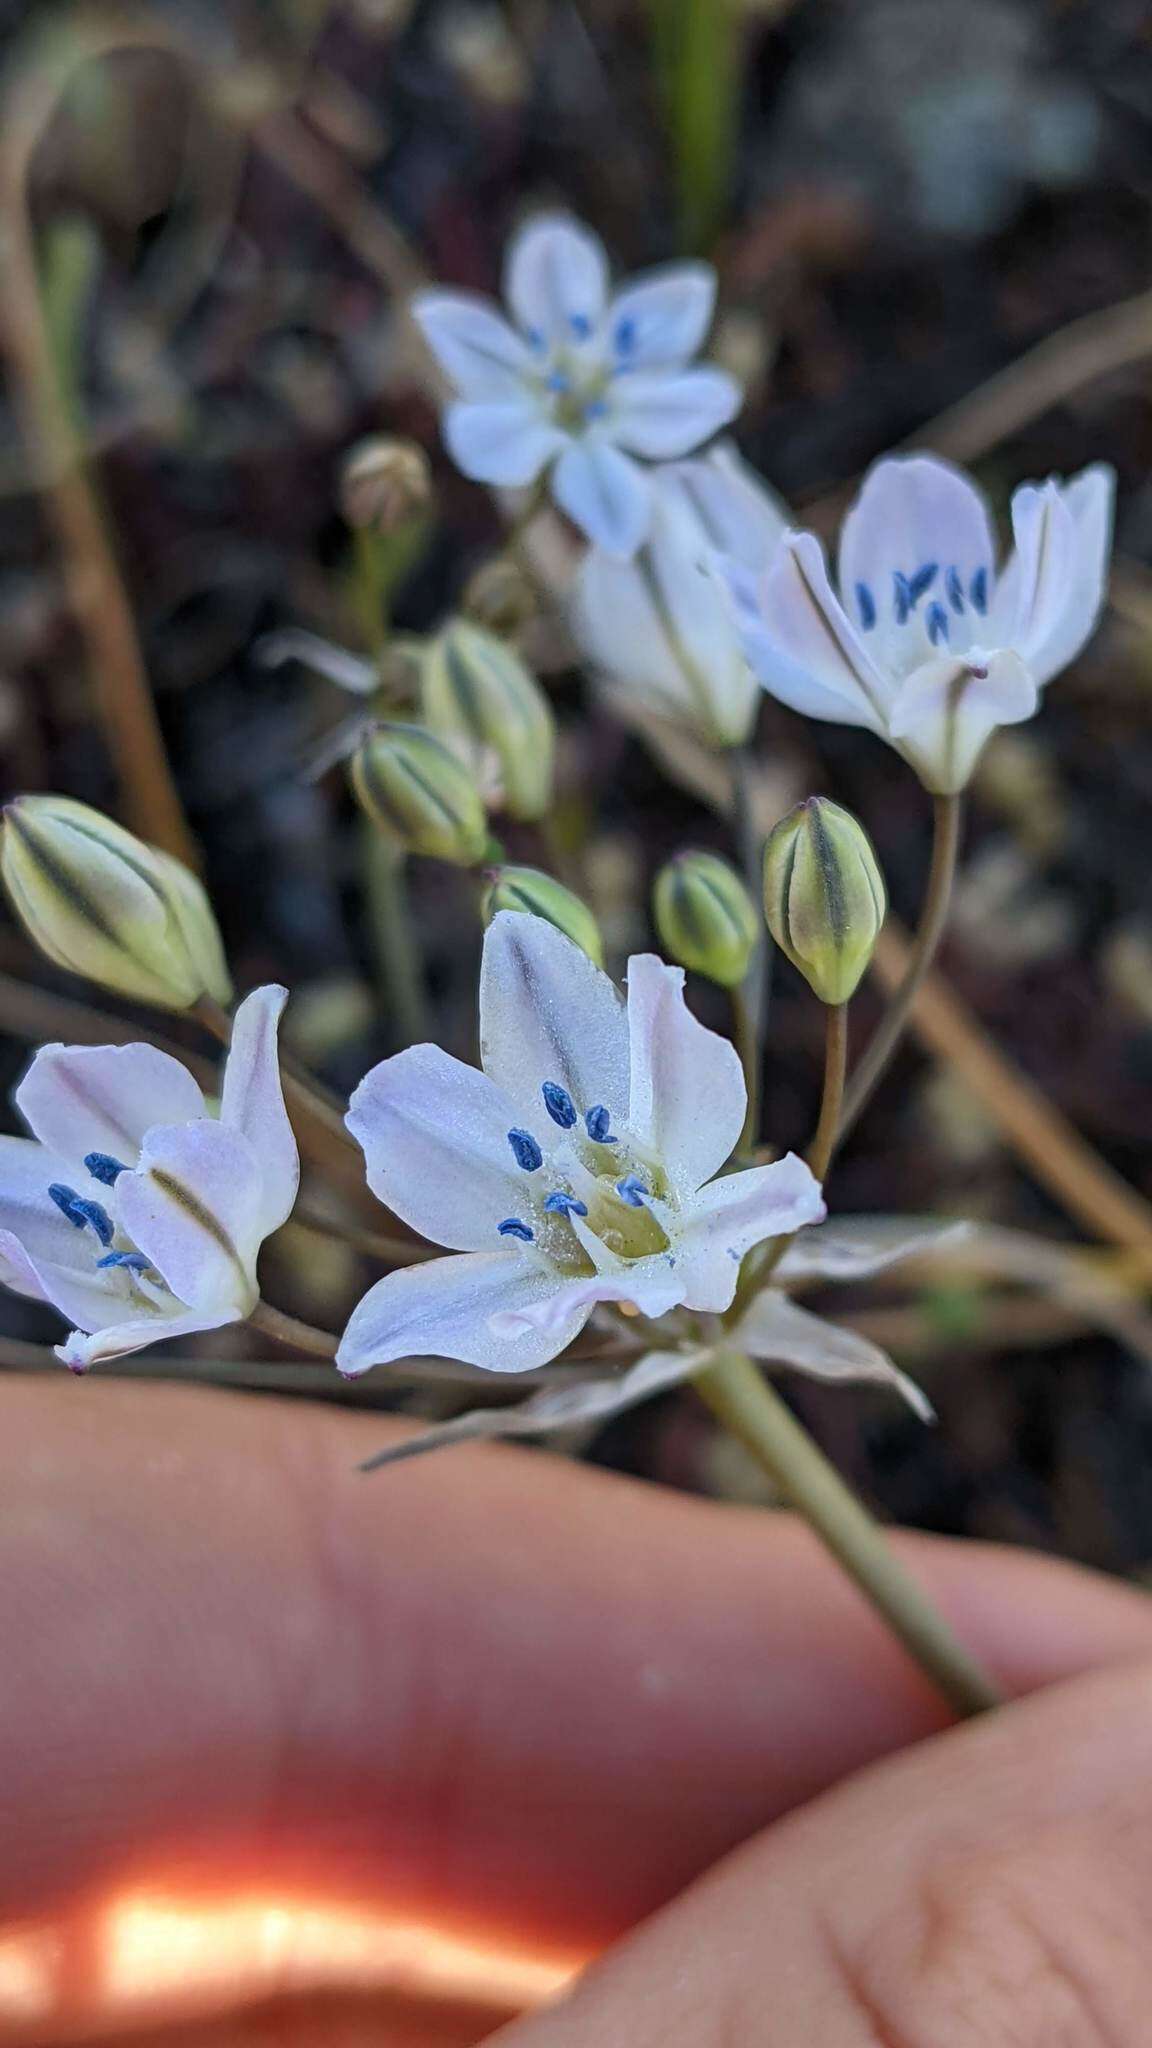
[0,206,1121,1485]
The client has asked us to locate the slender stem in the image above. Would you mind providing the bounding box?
[293,1203,433,1265]
[695,1350,1003,1718]
[249,1300,339,1360]
[730,746,771,1134]
[838,791,962,1144]
[361,822,429,1047]
[731,982,760,1158]
[808,1003,848,1183]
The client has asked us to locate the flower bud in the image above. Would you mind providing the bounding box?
[480,865,603,967]
[1,795,232,1010]
[350,722,489,865]
[339,436,432,534]
[421,618,554,822]
[461,557,538,639]
[653,851,760,989]
[762,797,886,1005]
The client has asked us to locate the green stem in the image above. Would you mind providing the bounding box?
[695,1350,1003,1718]
[361,820,428,1047]
[838,792,962,1144]
[808,1003,848,1184]
[249,1299,339,1360]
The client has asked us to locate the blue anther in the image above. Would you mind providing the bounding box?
[584,1105,614,1143]
[582,398,608,422]
[970,566,989,614]
[527,325,546,353]
[569,312,592,340]
[542,1082,578,1129]
[72,1198,114,1247]
[614,315,636,355]
[945,565,965,613]
[616,1174,649,1208]
[907,562,938,603]
[97,1250,152,1273]
[855,581,876,631]
[546,369,572,395]
[497,1218,535,1242]
[48,1183,86,1227]
[508,1128,544,1172]
[893,571,912,626]
[544,1191,589,1218]
[926,601,950,647]
[84,1151,126,1186]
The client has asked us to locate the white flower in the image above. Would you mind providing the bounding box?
[725,454,1115,793]
[356,1215,961,1469]
[0,988,299,1370]
[413,214,742,557]
[573,444,788,748]
[337,912,824,1376]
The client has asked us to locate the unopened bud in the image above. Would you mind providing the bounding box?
[461,557,538,639]
[422,619,554,822]
[763,797,886,1005]
[481,865,603,966]
[350,722,488,865]
[653,851,759,989]
[1,795,231,1010]
[339,436,432,534]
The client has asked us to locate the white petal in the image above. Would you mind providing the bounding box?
[998,465,1114,687]
[888,648,1038,793]
[255,629,378,696]
[838,455,996,649]
[774,1215,969,1285]
[346,1043,530,1253]
[220,986,299,1238]
[606,263,716,368]
[443,400,564,487]
[57,1301,240,1374]
[0,1134,99,1268]
[626,953,746,1194]
[337,1249,592,1375]
[672,1156,827,1313]
[115,1121,265,1314]
[358,1346,710,1469]
[16,1042,205,1173]
[412,290,534,397]
[552,439,650,555]
[663,442,790,570]
[0,1224,150,1334]
[610,368,741,459]
[480,910,630,1133]
[496,1243,686,1332]
[734,1291,931,1418]
[504,214,609,345]
[741,533,891,731]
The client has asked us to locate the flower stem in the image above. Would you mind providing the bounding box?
[249,1300,339,1360]
[361,821,429,1047]
[808,1003,848,1183]
[838,791,962,1144]
[695,1349,1003,1718]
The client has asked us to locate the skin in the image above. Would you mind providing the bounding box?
[6,1375,1152,2045]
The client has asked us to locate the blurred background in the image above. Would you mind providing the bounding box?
[4,0,1152,2038]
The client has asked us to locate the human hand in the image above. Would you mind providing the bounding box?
[4,1374,1152,2044]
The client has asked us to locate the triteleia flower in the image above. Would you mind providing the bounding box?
[413,214,741,557]
[573,445,787,747]
[0,987,298,1370]
[338,911,824,1375]
[724,454,1114,793]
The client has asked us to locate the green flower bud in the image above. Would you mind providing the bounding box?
[421,619,554,823]
[339,436,432,534]
[653,850,760,989]
[461,556,538,639]
[480,865,603,967]
[350,721,489,865]
[1,795,232,1010]
[762,797,886,1005]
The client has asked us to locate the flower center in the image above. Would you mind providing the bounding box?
[497,1081,671,1271]
[48,1156,159,1285]
[853,559,991,662]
